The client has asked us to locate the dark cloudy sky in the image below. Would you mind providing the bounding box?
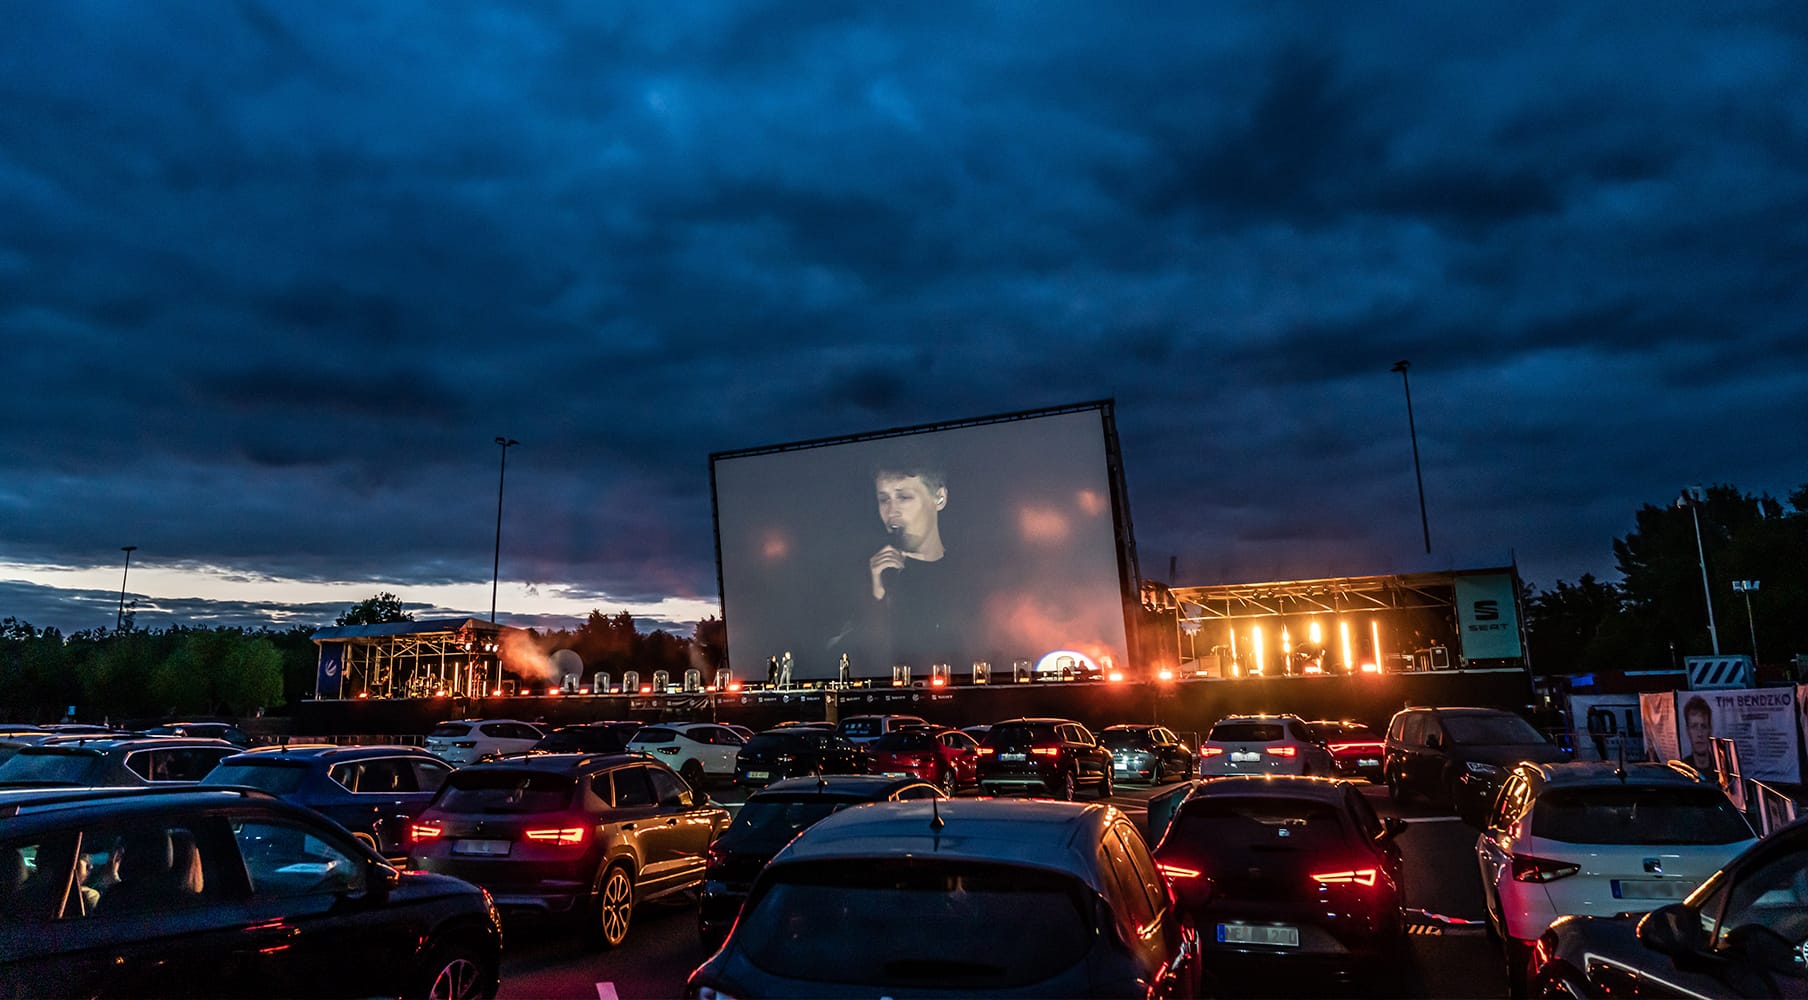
[4,2,1804,637]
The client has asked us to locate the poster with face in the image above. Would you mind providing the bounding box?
[1676,687,1801,784]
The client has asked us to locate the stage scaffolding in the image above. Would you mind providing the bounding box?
[312,618,514,700]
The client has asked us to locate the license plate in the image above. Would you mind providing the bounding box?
[1612,879,1694,900]
[1230,751,1260,763]
[1218,923,1299,947]
[452,839,511,857]
[746,770,769,780]
[1358,758,1380,767]
[1000,753,1026,762]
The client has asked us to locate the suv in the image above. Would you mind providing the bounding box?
[407,752,730,947]
[625,722,745,790]
[687,798,1199,999]
[1099,724,1194,785]
[733,729,868,791]
[1198,715,1334,778]
[976,718,1114,800]
[0,737,240,788]
[1383,706,1568,818]
[530,723,639,755]
[1476,761,1758,992]
[0,786,502,998]
[201,744,452,862]
[140,722,253,748]
[423,719,545,765]
[834,714,929,746]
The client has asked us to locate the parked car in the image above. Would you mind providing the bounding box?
[625,722,745,790]
[0,785,503,999]
[423,719,545,765]
[1099,723,1194,785]
[0,737,239,789]
[1151,775,1409,991]
[407,751,729,947]
[960,723,993,742]
[866,726,980,794]
[697,774,945,948]
[834,714,929,746]
[1476,760,1758,993]
[1529,814,1808,999]
[1383,706,1568,818]
[1307,720,1387,782]
[140,721,253,748]
[1198,715,1335,779]
[687,798,1200,999]
[976,717,1115,800]
[732,730,867,791]
[200,744,453,862]
[530,723,638,755]
[721,723,754,743]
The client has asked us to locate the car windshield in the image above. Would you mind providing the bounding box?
[738,859,1094,988]
[1443,714,1545,745]
[0,749,107,785]
[1314,723,1374,740]
[1098,729,1151,749]
[428,724,470,738]
[872,731,937,751]
[203,761,307,794]
[1210,722,1283,743]
[437,770,574,813]
[1531,786,1754,845]
[1171,796,1353,854]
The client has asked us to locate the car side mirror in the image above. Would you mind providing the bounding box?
[1636,903,1705,957]
[1380,816,1407,840]
[368,859,402,898]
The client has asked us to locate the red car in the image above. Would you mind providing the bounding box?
[865,726,980,794]
[1309,719,1386,783]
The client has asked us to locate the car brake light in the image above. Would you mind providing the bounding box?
[1201,747,1224,757]
[409,823,443,843]
[1030,747,1059,757]
[1266,746,1297,758]
[776,753,796,763]
[1311,868,1378,887]
[1157,862,1203,880]
[978,747,995,756]
[1329,741,1383,753]
[524,827,587,846]
[1512,854,1581,883]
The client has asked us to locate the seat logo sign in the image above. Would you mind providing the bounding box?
[1473,600,1499,621]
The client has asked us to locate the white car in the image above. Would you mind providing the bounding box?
[1197,714,1335,778]
[1475,760,1758,992]
[627,722,745,790]
[422,718,545,765]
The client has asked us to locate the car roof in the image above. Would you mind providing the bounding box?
[1210,714,1303,725]
[0,785,278,820]
[455,751,649,773]
[1184,774,1356,802]
[1100,724,1157,732]
[634,721,720,732]
[218,744,433,764]
[992,717,1080,726]
[1393,706,1506,716]
[752,775,939,800]
[769,798,1120,892]
[435,718,539,726]
[16,736,237,752]
[1517,760,1707,789]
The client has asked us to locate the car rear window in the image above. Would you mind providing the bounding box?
[1209,722,1284,743]
[839,719,881,738]
[1098,729,1150,749]
[428,723,470,738]
[632,728,676,744]
[437,770,575,812]
[987,723,1060,745]
[1443,714,1545,745]
[203,761,307,794]
[0,748,106,785]
[738,859,1093,988]
[728,798,851,840]
[1171,796,1353,854]
[746,733,810,752]
[1530,787,1754,845]
[872,731,937,751]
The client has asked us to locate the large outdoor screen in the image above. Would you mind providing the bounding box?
[712,403,1135,682]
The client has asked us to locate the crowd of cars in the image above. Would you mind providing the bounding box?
[3,704,1801,999]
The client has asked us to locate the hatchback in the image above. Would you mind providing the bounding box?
[1099,724,1194,785]
[424,719,546,765]
[1476,760,1758,993]
[834,714,929,746]
[866,727,980,794]
[626,722,744,791]
[975,717,1115,800]
[1152,775,1409,989]
[1308,720,1387,782]
[1197,715,1334,778]
[1384,706,1568,819]
[697,774,945,948]
[201,744,451,862]
[0,737,240,788]
[732,729,867,791]
[407,752,729,947]
[687,798,1200,999]
[0,786,502,999]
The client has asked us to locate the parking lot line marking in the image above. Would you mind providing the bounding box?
[596,983,619,1000]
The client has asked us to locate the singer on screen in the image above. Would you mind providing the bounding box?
[852,454,974,674]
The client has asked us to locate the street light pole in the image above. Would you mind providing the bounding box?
[1677,489,1720,655]
[1732,579,1760,664]
[491,437,519,624]
[1390,360,1431,555]
[116,546,137,631]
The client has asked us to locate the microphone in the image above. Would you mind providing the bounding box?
[881,525,904,589]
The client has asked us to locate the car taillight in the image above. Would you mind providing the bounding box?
[1156,861,1204,880]
[656,746,680,755]
[1512,854,1580,883]
[1201,746,1225,757]
[524,827,587,846]
[1329,741,1383,753]
[1311,868,1378,887]
[1266,746,1297,758]
[978,747,995,756]
[776,753,796,763]
[409,822,443,843]
[707,840,728,867]
[1031,746,1060,756]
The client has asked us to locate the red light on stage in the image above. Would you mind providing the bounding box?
[1157,668,1174,681]
[491,688,503,696]
[930,676,946,687]
[1107,671,1125,683]
[356,692,369,699]
[727,681,743,692]
[640,685,652,694]
[578,687,590,695]
[547,687,560,696]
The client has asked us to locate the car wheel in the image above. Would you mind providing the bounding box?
[938,768,957,796]
[1387,770,1411,804]
[1096,769,1113,800]
[415,940,494,1000]
[680,761,707,793]
[1056,770,1076,801]
[1503,936,1533,998]
[590,864,635,949]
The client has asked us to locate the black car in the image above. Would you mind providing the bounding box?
[1098,724,1194,785]
[976,717,1115,800]
[140,722,254,748]
[529,723,639,755]
[408,752,729,947]
[0,737,240,789]
[201,744,452,862]
[731,730,866,791]
[0,785,502,999]
[698,774,945,948]
[1383,706,1568,820]
[1152,775,1409,991]
[1530,814,1808,998]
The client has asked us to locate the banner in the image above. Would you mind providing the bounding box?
[315,645,344,699]
[1640,691,1680,763]
[1676,688,1801,784]
[1568,694,1649,762]
[1454,574,1523,660]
